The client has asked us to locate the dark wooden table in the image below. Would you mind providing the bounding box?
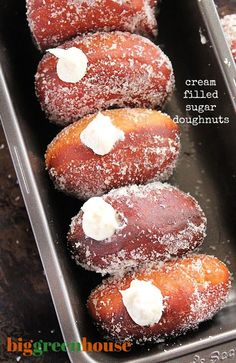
[0,123,69,363]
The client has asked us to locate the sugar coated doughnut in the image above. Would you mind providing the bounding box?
[35,31,175,125]
[87,255,231,343]
[68,182,207,274]
[26,0,159,50]
[45,109,180,199]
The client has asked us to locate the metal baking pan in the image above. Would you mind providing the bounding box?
[0,0,236,362]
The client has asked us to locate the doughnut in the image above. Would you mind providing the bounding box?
[221,14,236,62]
[45,109,180,199]
[26,0,159,50]
[87,255,231,343]
[67,182,207,274]
[35,31,175,125]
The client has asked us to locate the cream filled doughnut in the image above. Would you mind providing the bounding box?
[35,32,175,125]
[87,255,231,343]
[68,182,207,275]
[45,109,180,199]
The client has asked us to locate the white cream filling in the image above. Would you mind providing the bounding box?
[120,280,164,326]
[81,197,120,241]
[80,112,125,156]
[47,47,88,83]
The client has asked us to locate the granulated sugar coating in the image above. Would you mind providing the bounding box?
[45,109,180,199]
[221,14,236,62]
[26,0,159,50]
[35,31,175,125]
[87,255,231,343]
[68,182,207,275]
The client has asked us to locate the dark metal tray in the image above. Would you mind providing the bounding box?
[0,0,236,362]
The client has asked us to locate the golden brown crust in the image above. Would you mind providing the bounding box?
[87,255,231,343]
[45,109,180,199]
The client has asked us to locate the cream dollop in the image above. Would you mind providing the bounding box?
[47,47,88,83]
[80,112,125,156]
[81,197,120,241]
[120,280,164,326]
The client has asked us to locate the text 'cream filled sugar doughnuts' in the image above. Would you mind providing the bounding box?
[87,255,231,343]
[26,0,159,50]
[35,31,175,125]
[45,109,180,199]
[67,182,207,275]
